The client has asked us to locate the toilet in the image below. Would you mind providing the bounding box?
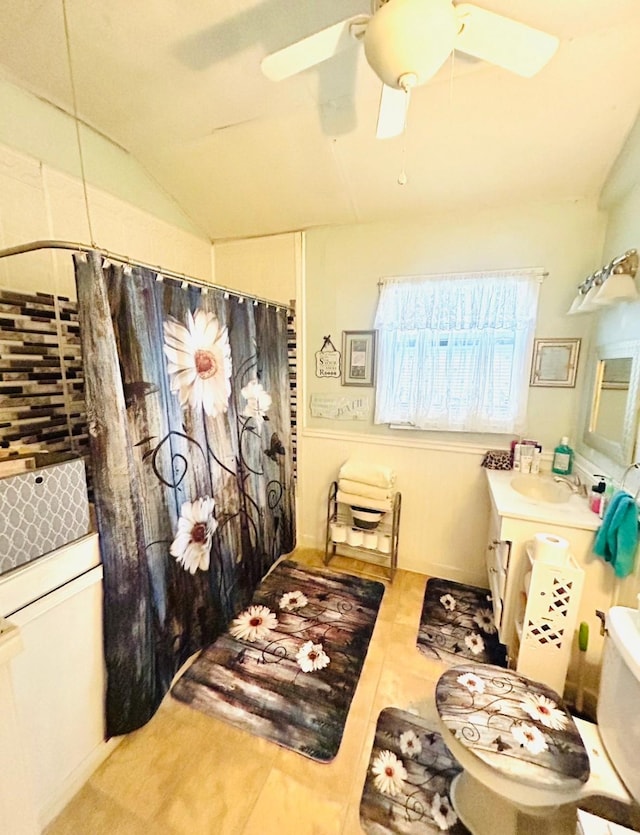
[435,606,640,835]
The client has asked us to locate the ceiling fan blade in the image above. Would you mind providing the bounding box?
[454,4,559,78]
[261,15,368,82]
[376,84,408,140]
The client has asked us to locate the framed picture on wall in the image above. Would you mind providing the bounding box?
[530,338,581,387]
[342,330,376,386]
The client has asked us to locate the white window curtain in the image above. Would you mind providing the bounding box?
[374,270,541,433]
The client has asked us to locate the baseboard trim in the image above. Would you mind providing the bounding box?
[39,736,122,829]
[297,537,484,586]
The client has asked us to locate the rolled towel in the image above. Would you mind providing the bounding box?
[338,478,393,502]
[339,459,396,489]
[336,489,392,513]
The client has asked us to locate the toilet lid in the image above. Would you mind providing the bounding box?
[436,664,590,790]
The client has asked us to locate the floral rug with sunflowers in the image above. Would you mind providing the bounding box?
[416,578,507,667]
[171,559,384,761]
[359,707,469,834]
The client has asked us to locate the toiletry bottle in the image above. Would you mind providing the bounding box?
[589,476,606,515]
[512,442,522,472]
[520,445,534,474]
[531,445,541,475]
[600,478,615,518]
[551,436,573,475]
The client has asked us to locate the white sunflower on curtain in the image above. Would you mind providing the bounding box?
[241,379,272,434]
[170,497,218,574]
[163,309,232,417]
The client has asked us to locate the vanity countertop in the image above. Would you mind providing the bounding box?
[485,469,601,531]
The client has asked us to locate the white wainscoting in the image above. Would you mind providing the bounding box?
[298,428,493,585]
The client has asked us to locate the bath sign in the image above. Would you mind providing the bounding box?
[315,335,341,378]
[310,394,370,420]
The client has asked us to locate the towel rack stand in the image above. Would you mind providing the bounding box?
[621,462,640,500]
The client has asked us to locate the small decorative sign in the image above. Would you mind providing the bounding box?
[315,335,341,378]
[310,394,370,420]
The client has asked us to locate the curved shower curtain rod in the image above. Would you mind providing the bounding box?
[0,238,293,312]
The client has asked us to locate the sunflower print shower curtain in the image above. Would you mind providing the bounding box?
[75,252,295,736]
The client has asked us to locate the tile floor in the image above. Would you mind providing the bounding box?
[46,549,448,835]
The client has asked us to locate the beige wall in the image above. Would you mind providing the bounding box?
[576,111,640,607]
[303,201,605,452]
[298,200,606,576]
[214,234,300,306]
[0,143,213,299]
[0,76,201,237]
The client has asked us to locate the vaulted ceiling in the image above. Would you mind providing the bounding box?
[1,1,640,241]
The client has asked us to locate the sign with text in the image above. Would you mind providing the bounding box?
[315,350,341,378]
[315,335,341,378]
[310,394,370,420]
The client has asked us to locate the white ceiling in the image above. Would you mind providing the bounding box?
[1,1,640,242]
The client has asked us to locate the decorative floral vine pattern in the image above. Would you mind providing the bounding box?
[74,255,295,737]
[417,578,507,668]
[360,707,468,833]
[134,305,290,614]
[436,664,589,784]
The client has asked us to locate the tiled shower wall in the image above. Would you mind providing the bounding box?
[0,284,298,478]
[0,288,88,457]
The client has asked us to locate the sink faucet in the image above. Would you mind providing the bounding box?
[553,474,588,498]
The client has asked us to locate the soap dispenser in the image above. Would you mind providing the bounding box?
[551,436,573,475]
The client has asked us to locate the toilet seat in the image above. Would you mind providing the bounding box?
[436,663,590,809]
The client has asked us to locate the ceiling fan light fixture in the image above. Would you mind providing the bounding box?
[364,0,457,88]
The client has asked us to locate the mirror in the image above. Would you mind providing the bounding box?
[583,340,640,464]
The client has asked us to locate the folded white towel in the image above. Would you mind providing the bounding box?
[339,459,397,489]
[338,478,393,502]
[336,489,392,513]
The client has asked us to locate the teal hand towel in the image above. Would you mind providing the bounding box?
[593,490,639,578]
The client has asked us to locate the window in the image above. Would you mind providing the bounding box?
[374,270,541,433]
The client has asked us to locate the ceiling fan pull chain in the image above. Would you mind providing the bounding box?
[397,118,408,185]
[449,49,456,106]
[397,149,408,186]
[397,75,414,185]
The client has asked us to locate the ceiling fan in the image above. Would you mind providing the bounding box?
[261,0,559,139]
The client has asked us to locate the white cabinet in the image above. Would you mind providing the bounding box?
[514,549,584,694]
[0,622,39,835]
[0,534,115,829]
[484,470,615,703]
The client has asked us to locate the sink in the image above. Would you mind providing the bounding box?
[510,475,571,503]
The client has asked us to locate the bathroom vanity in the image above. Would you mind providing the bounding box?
[484,469,614,702]
[0,532,113,828]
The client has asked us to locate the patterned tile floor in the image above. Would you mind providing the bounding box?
[46,549,448,835]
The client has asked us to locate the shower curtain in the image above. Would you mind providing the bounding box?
[75,252,295,736]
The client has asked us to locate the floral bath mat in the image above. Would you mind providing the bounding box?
[359,707,469,834]
[171,559,384,761]
[416,578,507,667]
